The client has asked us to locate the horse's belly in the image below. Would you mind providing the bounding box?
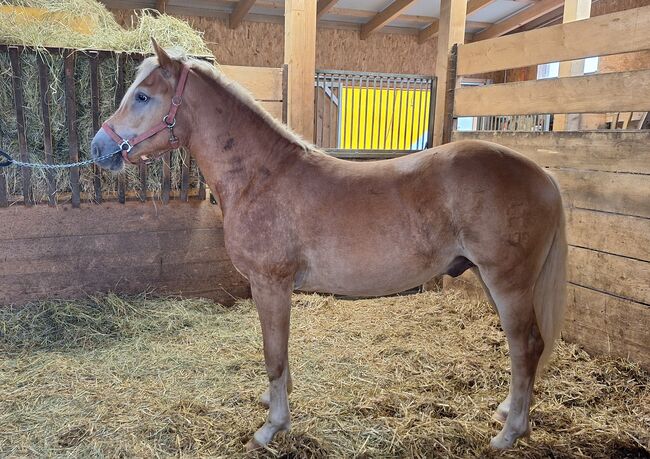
[297,249,446,297]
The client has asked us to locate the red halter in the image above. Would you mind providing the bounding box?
[102,64,190,165]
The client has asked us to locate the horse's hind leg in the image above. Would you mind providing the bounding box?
[483,282,544,449]
[260,364,293,407]
[471,267,511,423]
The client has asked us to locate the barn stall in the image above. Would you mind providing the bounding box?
[1,0,649,457]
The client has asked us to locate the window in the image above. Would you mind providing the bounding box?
[537,62,560,79]
[584,56,599,74]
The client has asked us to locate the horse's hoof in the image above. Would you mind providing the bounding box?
[489,433,515,450]
[245,438,264,452]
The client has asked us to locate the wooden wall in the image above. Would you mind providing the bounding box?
[0,200,250,307]
[110,9,438,75]
[449,5,650,369]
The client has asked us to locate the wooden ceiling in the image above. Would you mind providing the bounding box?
[103,0,566,43]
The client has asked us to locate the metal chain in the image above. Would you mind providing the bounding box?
[0,149,121,169]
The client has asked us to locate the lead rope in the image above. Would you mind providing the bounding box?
[0,148,121,169]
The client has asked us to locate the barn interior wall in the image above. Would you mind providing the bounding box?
[111,9,437,75]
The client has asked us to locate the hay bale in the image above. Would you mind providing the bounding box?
[0,291,648,457]
[0,0,211,203]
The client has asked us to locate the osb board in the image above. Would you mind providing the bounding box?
[0,201,250,306]
[110,9,438,75]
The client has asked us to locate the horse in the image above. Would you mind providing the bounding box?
[91,39,567,451]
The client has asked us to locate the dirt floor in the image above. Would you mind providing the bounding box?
[0,290,648,458]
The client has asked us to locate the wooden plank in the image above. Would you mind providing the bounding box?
[180,149,190,202]
[89,52,102,204]
[360,0,416,40]
[568,246,650,305]
[317,0,339,18]
[115,53,127,204]
[458,5,650,75]
[564,284,650,369]
[0,201,224,241]
[63,52,80,208]
[9,47,32,206]
[567,209,650,263]
[550,168,650,219]
[284,0,317,140]
[0,229,231,276]
[37,53,56,206]
[467,0,495,16]
[162,151,171,204]
[220,65,283,101]
[454,69,650,116]
[442,44,458,145]
[259,101,283,120]
[450,131,650,174]
[473,0,564,41]
[281,63,288,124]
[433,0,466,146]
[229,0,256,29]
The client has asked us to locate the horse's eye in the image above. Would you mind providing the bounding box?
[136,92,149,103]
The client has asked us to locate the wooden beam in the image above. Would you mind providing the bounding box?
[458,5,650,75]
[317,0,339,18]
[360,0,416,40]
[555,0,592,131]
[433,0,466,146]
[454,69,650,116]
[229,0,256,29]
[467,0,495,16]
[155,0,166,13]
[284,0,317,140]
[418,20,439,44]
[473,0,564,41]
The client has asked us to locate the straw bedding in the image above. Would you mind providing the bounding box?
[0,290,648,458]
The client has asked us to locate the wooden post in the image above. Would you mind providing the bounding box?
[284,0,317,141]
[432,0,466,146]
[554,0,592,131]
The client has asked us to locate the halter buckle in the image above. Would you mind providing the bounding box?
[163,115,176,128]
[171,95,182,106]
[119,139,133,153]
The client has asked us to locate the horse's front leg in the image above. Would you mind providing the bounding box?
[245,276,293,451]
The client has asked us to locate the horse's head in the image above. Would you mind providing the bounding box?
[92,38,192,171]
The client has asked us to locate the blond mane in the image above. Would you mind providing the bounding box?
[133,50,311,152]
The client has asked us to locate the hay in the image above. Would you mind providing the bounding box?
[0,290,647,458]
[0,0,210,203]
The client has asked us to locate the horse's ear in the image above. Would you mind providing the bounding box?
[151,37,173,69]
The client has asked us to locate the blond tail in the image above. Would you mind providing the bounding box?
[534,175,568,369]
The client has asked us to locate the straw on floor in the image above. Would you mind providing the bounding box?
[0,290,648,458]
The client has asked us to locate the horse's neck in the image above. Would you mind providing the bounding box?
[186,69,307,215]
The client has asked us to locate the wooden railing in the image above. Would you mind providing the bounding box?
[447,5,650,368]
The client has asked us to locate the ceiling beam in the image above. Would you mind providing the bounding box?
[418,0,494,44]
[511,6,564,33]
[417,20,439,44]
[473,0,564,41]
[317,0,339,18]
[467,0,495,16]
[229,0,256,29]
[360,0,417,40]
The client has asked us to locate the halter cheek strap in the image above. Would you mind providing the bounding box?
[102,63,190,165]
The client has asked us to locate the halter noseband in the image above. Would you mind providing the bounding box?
[102,63,190,165]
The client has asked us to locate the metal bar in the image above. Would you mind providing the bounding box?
[326,74,333,148]
[370,76,377,149]
[359,76,366,149]
[336,76,342,149]
[9,46,33,206]
[395,77,405,149]
[317,68,434,80]
[180,149,190,202]
[162,151,171,204]
[345,75,351,149]
[355,76,361,149]
[426,77,437,148]
[64,52,80,208]
[406,78,415,149]
[38,53,56,206]
[389,77,397,149]
[115,53,127,204]
[314,73,320,145]
[413,79,422,150]
[89,52,102,204]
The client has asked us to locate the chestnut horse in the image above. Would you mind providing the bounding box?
[92,41,567,451]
